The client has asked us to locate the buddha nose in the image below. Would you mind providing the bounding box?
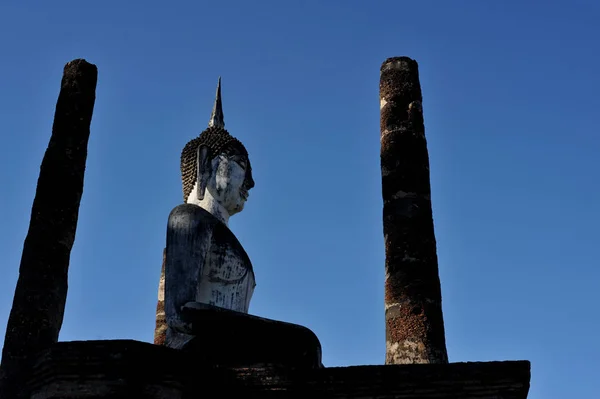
[245,174,255,190]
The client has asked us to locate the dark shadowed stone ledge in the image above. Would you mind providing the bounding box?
[168,302,322,369]
[21,340,530,398]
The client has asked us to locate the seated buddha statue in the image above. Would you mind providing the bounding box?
[163,79,322,369]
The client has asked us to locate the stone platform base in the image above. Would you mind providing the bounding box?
[22,340,530,398]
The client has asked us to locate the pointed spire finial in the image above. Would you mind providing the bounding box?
[208,77,224,129]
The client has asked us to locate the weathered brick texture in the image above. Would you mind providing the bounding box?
[380,57,448,364]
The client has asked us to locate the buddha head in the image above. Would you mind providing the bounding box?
[180,78,255,219]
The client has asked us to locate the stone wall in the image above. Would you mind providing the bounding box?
[23,340,530,399]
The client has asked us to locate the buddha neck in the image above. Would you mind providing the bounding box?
[186,181,230,226]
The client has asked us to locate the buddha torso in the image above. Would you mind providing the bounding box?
[195,206,255,312]
[164,203,255,349]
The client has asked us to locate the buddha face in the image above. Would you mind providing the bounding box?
[207,152,254,216]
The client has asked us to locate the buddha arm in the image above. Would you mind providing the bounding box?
[164,204,213,333]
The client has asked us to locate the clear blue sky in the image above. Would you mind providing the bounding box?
[0,1,598,397]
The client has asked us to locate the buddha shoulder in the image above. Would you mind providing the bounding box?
[167,203,221,232]
[168,205,248,254]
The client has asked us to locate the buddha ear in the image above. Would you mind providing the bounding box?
[196,145,212,201]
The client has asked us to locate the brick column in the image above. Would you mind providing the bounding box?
[0,59,98,396]
[380,57,448,364]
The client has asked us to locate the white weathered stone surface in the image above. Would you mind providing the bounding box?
[380,98,387,110]
[186,155,249,226]
[157,267,165,302]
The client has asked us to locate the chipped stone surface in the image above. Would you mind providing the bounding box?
[0,59,97,398]
[154,249,167,345]
[21,340,531,398]
[380,56,448,364]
